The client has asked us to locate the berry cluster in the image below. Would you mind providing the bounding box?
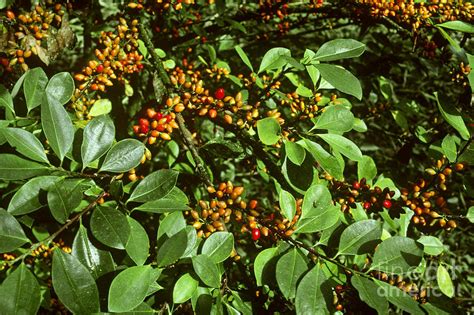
[132,108,178,144]
[450,62,471,88]
[128,0,195,13]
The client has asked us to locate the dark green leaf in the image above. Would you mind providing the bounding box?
[314,64,362,100]
[8,176,58,215]
[295,265,330,315]
[358,155,377,183]
[48,179,85,223]
[302,139,343,180]
[284,141,306,166]
[201,231,234,263]
[318,133,363,162]
[90,207,130,249]
[129,169,178,203]
[0,154,50,180]
[279,189,296,221]
[81,115,115,168]
[235,46,253,71]
[134,198,190,213]
[258,47,291,73]
[24,67,48,111]
[156,228,188,267]
[276,248,308,299]
[2,128,49,164]
[315,39,365,62]
[173,273,199,304]
[371,236,423,274]
[375,280,424,315]
[351,275,389,314]
[126,217,150,266]
[52,249,100,314]
[295,204,340,233]
[0,84,15,114]
[0,209,29,253]
[338,219,382,256]
[441,135,457,163]
[436,21,474,33]
[46,72,74,105]
[312,105,354,133]
[254,247,278,287]
[301,184,332,218]
[435,92,470,140]
[0,264,41,314]
[192,254,221,288]
[99,139,144,173]
[257,117,281,145]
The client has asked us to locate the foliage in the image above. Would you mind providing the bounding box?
[0,0,473,314]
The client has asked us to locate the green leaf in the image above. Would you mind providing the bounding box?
[312,105,354,133]
[52,249,100,314]
[276,248,308,299]
[279,189,296,221]
[358,155,377,183]
[436,21,474,33]
[254,247,278,286]
[156,228,188,267]
[295,265,330,315]
[257,117,281,145]
[0,84,15,114]
[0,154,50,180]
[235,46,253,72]
[338,219,382,256]
[90,207,130,249]
[41,93,75,162]
[371,236,423,274]
[437,265,454,297]
[318,133,363,162]
[157,212,186,239]
[201,231,234,263]
[46,72,74,105]
[435,92,470,140]
[88,99,112,117]
[315,39,365,62]
[134,198,190,213]
[72,225,115,279]
[48,179,85,224]
[418,236,444,256]
[284,141,306,166]
[108,265,153,312]
[441,135,457,163]
[295,204,340,233]
[192,254,221,288]
[314,64,362,100]
[129,169,178,203]
[0,264,41,314]
[1,128,49,164]
[11,72,26,99]
[7,176,58,215]
[99,139,145,173]
[375,280,424,315]
[351,275,389,314]
[81,115,115,168]
[126,217,150,266]
[24,67,48,111]
[302,139,343,180]
[467,206,474,223]
[301,184,332,218]
[258,47,291,73]
[0,209,29,253]
[173,273,199,304]
[296,84,313,97]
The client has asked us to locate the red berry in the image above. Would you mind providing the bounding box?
[165,114,172,123]
[96,64,104,73]
[140,124,149,134]
[132,125,140,134]
[335,285,344,294]
[352,181,361,190]
[137,63,144,70]
[214,88,225,100]
[383,200,392,209]
[363,202,371,210]
[139,118,149,126]
[156,124,165,132]
[154,112,163,120]
[252,228,261,241]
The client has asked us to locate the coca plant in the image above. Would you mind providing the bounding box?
[0,1,473,314]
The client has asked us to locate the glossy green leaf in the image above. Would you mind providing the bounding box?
[375,280,424,315]
[41,93,75,162]
[467,206,474,223]
[126,217,150,266]
[0,264,41,314]
[8,176,58,215]
[0,84,15,114]
[201,231,234,263]
[314,39,365,62]
[295,204,340,233]
[88,98,112,117]
[351,275,389,314]
[45,72,74,105]
[0,209,29,253]
[72,225,115,279]
[258,47,291,73]
[435,92,470,140]
[314,64,362,100]
[90,207,130,249]
[257,117,281,145]
[436,21,474,33]
[0,154,50,180]
[279,189,296,221]
[254,247,278,286]
[129,169,178,203]
[133,198,190,213]
[192,254,221,288]
[81,115,115,168]
[52,249,100,314]
[284,141,306,166]
[157,212,186,239]
[302,139,343,180]
[48,179,85,223]
[2,128,49,164]
[108,265,153,312]
[99,139,144,173]
[358,155,377,183]
[441,135,457,163]
[312,105,354,132]
[24,67,48,111]
[437,265,454,298]
[295,265,330,315]
[301,184,332,219]
[318,133,363,162]
[173,273,199,304]
[418,236,444,256]
[276,248,308,299]
[235,46,253,72]
[338,219,382,256]
[371,236,423,274]
[156,228,188,267]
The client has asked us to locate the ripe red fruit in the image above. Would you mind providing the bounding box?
[383,199,392,209]
[96,64,104,73]
[137,63,144,70]
[335,285,344,294]
[154,112,163,120]
[363,202,371,210]
[214,88,225,100]
[140,124,149,134]
[165,114,172,123]
[156,124,165,132]
[139,118,149,126]
[352,181,361,190]
[252,228,261,241]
